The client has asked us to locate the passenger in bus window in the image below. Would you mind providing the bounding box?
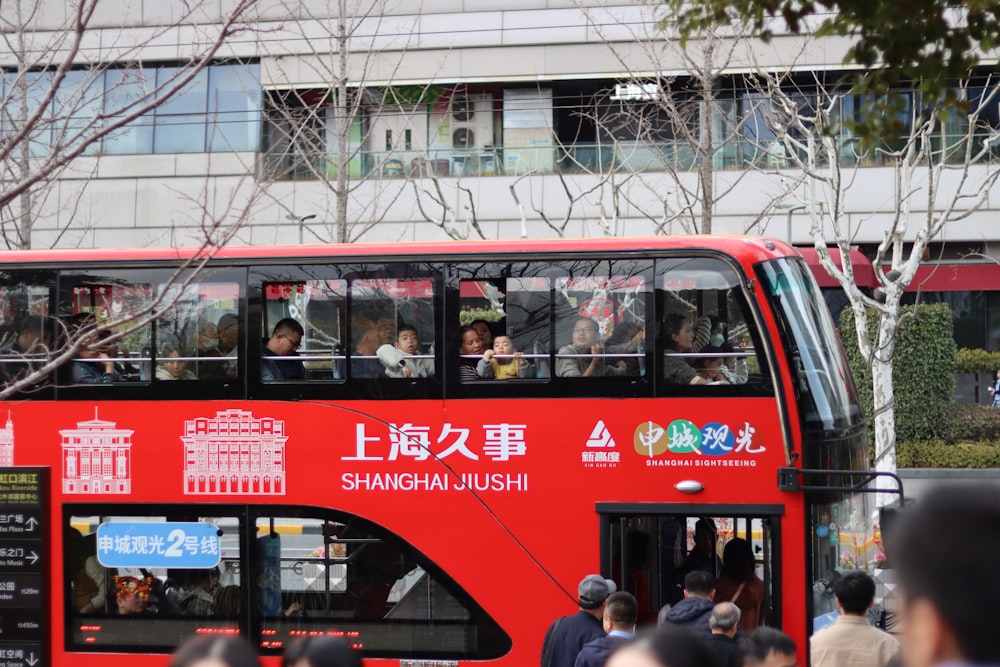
[478,334,533,379]
[662,314,711,386]
[200,314,239,380]
[556,317,625,378]
[349,313,397,379]
[719,342,749,385]
[67,527,107,614]
[470,318,493,350]
[0,314,47,385]
[376,324,434,378]
[69,318,124,385]
[179,567,219,616]
[114,575,155,615]
[604,321,645,376]
[156,342,197,381]
[696,346,727,383]
[457,325,484,381]
[261,318,306,382]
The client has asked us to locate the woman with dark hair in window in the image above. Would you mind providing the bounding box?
[457,325,483,381]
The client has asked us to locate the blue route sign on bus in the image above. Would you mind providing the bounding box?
[96,522,221,569]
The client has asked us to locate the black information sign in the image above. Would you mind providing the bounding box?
[0,468,48,667]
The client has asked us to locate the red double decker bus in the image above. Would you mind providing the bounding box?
[0,237,890,667]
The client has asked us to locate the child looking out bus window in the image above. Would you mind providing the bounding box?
[376,324,434,378]
[477,335,533,380]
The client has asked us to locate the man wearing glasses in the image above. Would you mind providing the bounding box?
[262,317,306,381]
[555,316,626,378]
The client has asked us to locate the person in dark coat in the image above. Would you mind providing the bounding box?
[574,591,638,667]
[658,570,715,639]
[542,574,617,667]
[705,602,740,667]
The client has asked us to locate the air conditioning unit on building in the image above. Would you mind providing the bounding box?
[450,93,494,150]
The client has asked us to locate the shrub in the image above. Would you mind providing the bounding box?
[937,403,1000,443]
[955,348,1000,374]
[897,439,1000,468]
[841,303,956,441]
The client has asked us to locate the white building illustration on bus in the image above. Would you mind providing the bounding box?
[181,408,287,495]
[62,409,132,494]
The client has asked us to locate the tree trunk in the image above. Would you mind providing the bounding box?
[871,315,898,506]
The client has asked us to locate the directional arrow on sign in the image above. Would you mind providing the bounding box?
[26,653,38,666]
[27,550,39,565]
[24,516,38,530]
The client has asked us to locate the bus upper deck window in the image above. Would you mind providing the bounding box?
[459,277,551,381]
[657,257,769,391]
[156,281,241,382]
[262,280,346,382]
[349,278,435,379]
[553,275,647,378]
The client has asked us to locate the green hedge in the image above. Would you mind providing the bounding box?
[841,303,956,441]
[897,439,1000,468]
[956,348,1000,374]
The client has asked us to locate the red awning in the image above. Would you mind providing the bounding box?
[797,247,877,288]
[907,263,1000,292]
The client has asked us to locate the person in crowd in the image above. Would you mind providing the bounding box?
[470,318,494,351]
[157,341,198,380]
[213,584,241,619]
[114,575,154,615]
[678,518,723,579]
[713,538,764,631]
[574,591,638,667]
[556,317,626,378]
[605,626,718,667]
[69,315,123,384]
[350,317,384,378]
[197,318,219,355]
[719,341,749,384]
[658,571,715,638]
[662,313,711,385]
[888,482,1000,667]
[739,627,797,667]
[376,323,434,378]
[478,333,533,379]
[695,345,727,383]
[457,324,484,381]
[179,568,219,616]
[170,635,262,667]
[66,526,107,614]
[0,314,47,384]
[989,368,1000,407]
[810,569,898,667]
[604,321,644,376]
[282,636,363,667]
[261,318,306,381]
[542,574,618,667]
[706,602,741,667]
[200,313,239,380]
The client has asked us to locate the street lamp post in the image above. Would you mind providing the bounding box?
[288,214,317,244]
[784,205,806,244]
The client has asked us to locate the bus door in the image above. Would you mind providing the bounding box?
[598,504,782,629]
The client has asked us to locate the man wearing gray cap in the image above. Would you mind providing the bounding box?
[541,574,617,667]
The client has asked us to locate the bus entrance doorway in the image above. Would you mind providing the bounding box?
[599,504,782,630]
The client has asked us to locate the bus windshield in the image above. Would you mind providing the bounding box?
[757,257,864,433]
